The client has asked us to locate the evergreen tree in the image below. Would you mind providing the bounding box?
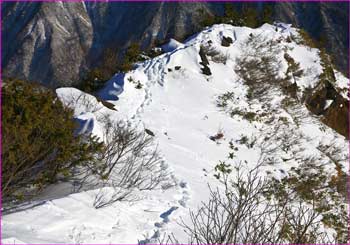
[284,53,304,84]
[243,7,259,28]
[120,42,141,72]
[224,3,244,26]
[2,79,103,202]
[262,5,274,24]
[319,48,336,84]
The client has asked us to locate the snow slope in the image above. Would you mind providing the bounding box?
[2,23,349,244]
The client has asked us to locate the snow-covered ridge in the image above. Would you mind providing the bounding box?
[3,23,349,244]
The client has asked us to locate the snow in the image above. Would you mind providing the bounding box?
[3,23,349,244]
[334,70,350,99]
[56,87,117,140]
[161,38,183,53]
[286,44,323,88]
[97,73,125,101]
[324,99,333,110]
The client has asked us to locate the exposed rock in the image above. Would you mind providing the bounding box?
[98,99,117,111]
[201,66,212,76]
[306,80,337,115]
[199,46,211,76]
[199,47,209,66]
[221,36,233,47]
[323,97,348,139]
[145,128,155,137]
[306,80,349,138]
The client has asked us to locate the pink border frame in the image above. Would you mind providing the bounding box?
[0,0,349,244]
[0,0,350,2]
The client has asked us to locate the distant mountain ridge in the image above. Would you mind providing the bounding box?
[2,2,349,87]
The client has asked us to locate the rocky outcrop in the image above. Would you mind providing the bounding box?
[322,97,348,139]
[2,2,349,87]
[199,46,211,76]
[221,36,233,47]
[306,81,349,139]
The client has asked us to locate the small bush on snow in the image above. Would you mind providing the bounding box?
[86,119,170,208]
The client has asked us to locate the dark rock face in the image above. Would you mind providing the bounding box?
[306,81,349,139]
[322,97,349,139]
[306,81,338,115]
[199,46,211,76]
[2,2,349,87]
[221,36,233,47]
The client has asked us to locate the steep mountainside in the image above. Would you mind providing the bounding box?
[2,2,349,87]
[3,23,349,244]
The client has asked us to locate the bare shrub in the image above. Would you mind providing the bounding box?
[63,91,102,114]
[281,97,310,126]
[181,163,335,244]
[316,140,348,166]
[273,149,349,243]
[284,53,304,85]
[210,52,230,64]
[216,91,235,108]
[201,45,230,64]
[235,35,283,102]
[87,119,170,208]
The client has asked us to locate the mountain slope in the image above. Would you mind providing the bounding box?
[2,23,349,244]
[1,2,209,87]
[2,2,349,87]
